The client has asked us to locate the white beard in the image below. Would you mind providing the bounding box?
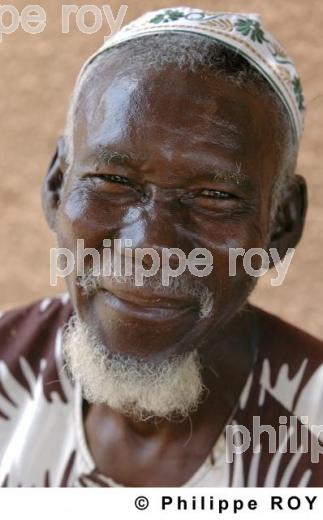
[62,316,206,421]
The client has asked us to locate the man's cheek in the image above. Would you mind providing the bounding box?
[58,189,121,246]
[210,248,258,300]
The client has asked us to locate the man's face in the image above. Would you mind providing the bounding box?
[56,53,280,362]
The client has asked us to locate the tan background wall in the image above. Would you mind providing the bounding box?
[0,0,322,338]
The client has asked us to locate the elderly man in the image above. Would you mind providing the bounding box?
[0,7,322,487]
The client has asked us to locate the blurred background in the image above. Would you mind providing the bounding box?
[0,0,322,338]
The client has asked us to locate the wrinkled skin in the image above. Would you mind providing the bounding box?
[42,51,307,485]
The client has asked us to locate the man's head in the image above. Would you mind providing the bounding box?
[42,14,307,420]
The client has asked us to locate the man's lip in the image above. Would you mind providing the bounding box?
[98,285,196,321]
[99,280,196,307]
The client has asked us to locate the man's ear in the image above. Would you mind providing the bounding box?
[268,174,307,262]
[42,136,67,231]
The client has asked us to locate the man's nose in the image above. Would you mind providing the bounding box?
[120,201,189,271]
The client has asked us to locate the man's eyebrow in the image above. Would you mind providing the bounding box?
[95,148,139,167]
[206,164,254,190]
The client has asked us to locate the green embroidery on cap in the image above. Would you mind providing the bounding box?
[150,9,185,24]
[292,77,305,111]
[235,19,266,44]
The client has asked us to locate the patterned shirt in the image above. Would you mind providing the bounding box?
[0,296,323,487]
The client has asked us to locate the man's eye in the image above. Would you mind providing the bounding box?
[200,189,235,199]
[185,188,241,213]
[85,173,144,199]
[97,174,130,185]
[88,174,133,190]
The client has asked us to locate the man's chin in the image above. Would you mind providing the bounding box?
[62,315,207,421]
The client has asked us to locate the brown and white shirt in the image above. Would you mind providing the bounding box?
[0,296,323,487]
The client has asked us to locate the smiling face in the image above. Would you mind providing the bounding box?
[52,48,286,362]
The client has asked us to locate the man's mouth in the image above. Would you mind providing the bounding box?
[98,284,196,321]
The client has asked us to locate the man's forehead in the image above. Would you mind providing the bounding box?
[77,60,266,155]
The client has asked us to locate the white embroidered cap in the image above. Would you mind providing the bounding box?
[78,6,306,141]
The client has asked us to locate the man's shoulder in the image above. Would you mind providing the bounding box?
[0,295,73,401]
[252,305,323,418]
[0,295,73,352]
[254,305,323,364]
[0,294,72,320]
[236,308,323,487]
